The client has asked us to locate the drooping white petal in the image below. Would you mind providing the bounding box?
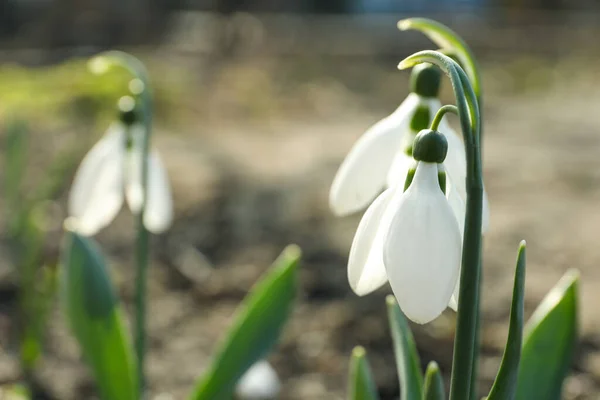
[329,93,421,216]
[124,125,145,214]
[427,99,491,235]
[449,281,459,311]
[445,172,464,312]
[383,162,461,324]
[68,125,126,236]
[125,126,173,233]
[482,186,490,234]
[446,175,466,237]
[386,151,415,189]
[427,99,467,197]
[348,188,394,296]
[143,151,173,233]
[235,360,280,400]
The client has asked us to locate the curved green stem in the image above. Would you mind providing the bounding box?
[89,51,153,398]
[398,18,481,104]
[399,50,483,400]
[398,18,484,149]
[430,105,458,131]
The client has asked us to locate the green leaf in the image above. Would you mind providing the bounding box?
[386,296,423,400]
[188,245,301,400]
[348,346,380,400]
[0,383,30,400]
[423,361,445,400]
[515,269,579,400]
[61,228,137,400]
[397,18,481,100]
[487,241,527,400]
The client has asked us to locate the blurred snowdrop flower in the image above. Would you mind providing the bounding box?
[68,97,172,236]
[348,129,462,324]
[235,360,281,400]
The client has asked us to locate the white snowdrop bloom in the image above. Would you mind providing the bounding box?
[235,360,281,400]
[68,122,173,236]
[330,63,443,217]
[384,161,461,323]
[348,130,462,323]
[329,62,490,232]
[348,160,462,299]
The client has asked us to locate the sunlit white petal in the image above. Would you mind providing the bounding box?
[235,360,280,400]
[348,188,394,296]
[125,125,145,214]
[482,186,490,233]
[68,125,126,236]
[329,93,421,216]
[386,151,415,189]
[449,282,459,311]
[427,99,467,196]
[124,126,173,234]
[383,162,461,324]
[143,151,173,233]
[446,176,466,237]
[445,174,465,312]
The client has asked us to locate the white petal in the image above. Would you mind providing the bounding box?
[427,99,467,197]
[124,125,145,214]
[386,151,415,189]
[124,126,173,234]
[329,93,421,216]
[235,360,280,400]
[449,281,459,311]
[428,99,491,234]
[482,186,490,234]
[143,151,173,233]
[348,188,395,296]
[445,172,464,312]
[68,125,125,236]
[446,175,466,238]
[383,162,461,324]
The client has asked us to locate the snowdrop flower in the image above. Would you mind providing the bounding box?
[330,64,459,212]
[329,63,490,232]
[235,360,281,400]
[348,129,462,323]
[68,99,173,236]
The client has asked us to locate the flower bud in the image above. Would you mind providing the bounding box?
[118,96,138,126]
[412,129,448,163]
[410,63,442,98]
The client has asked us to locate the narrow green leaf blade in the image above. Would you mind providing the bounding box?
[423,361,445,400]
[348,346,380,400]
[386,296,423,400]
[397,18,481,99]
[188,245,300,400]
[515,270,579,400]
[487,241,527,400]
[61,228,137,400]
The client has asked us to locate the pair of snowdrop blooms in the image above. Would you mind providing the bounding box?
[330,64,489,324]
[68,97,173,236]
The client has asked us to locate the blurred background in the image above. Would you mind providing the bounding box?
[2,0,600,399]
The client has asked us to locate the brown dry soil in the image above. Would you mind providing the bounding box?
[2,55,600,400]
